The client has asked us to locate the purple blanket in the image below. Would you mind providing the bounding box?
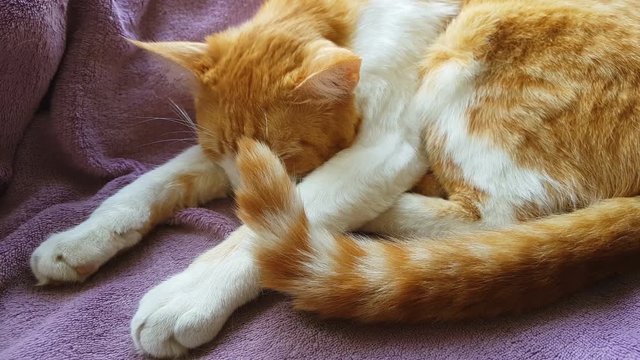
[1,0,640,359]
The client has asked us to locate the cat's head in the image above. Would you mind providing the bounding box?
[132,25,361,184]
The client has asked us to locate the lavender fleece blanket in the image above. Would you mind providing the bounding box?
[1,0,640,359]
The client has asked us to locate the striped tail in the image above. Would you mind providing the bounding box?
[235,138,640,322]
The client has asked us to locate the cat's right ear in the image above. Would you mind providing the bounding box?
[294,49,361,102]
[128,39,212,76]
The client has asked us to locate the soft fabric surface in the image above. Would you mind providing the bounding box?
[1,0,639,359]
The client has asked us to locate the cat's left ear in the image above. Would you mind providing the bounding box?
[129,40,211,76]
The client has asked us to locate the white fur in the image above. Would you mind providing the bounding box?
[358,241,391,287]
[305,227,340,277]
[354,0,460,139]
[131,227,259,358]
[31,145,229,284]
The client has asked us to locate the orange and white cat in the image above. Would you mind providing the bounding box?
[30,0,640,357]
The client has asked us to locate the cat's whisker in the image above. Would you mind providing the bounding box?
[165,99,221,140]
[284,98,313,106]
[162,130,197,136]
[260,106,269,138]
[160,99,225,142]
[129,116,184,121]
[130,116,198,130]
[140,138,197,148]
[168,99,197,129]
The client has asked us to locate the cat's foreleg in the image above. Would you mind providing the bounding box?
[130,226,258,358]
[130,135,426,358]
[298,133,428,232]
[31,145,229,284]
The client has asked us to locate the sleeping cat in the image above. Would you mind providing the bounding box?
[30,0,640,357]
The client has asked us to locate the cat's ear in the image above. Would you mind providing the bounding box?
[295,51,361,101]
[129,40,211,76]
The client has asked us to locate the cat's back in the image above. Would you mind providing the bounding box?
[422,0,640,207]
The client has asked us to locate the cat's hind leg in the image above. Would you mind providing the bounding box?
[31,145,229,284]
[360,192,486,238]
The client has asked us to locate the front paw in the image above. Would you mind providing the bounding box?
[30,221,142,285]
[131,254,260,358]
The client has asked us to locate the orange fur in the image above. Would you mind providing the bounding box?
[410,172,447,198]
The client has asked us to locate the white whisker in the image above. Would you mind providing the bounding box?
[261,106,269,138]
[140,138,196,148]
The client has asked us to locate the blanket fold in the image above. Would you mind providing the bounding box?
[0,0,68,192]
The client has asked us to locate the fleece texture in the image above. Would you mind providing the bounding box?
[1,0,639,359]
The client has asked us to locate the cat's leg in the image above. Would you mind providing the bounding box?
[130,225,259,358]
[130,136,426,358]
[31,145,229,284]
[297,133,428,232]
[361,192,485,238]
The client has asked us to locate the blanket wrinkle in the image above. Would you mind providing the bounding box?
[1,0,639,359]
[0,0,68,194]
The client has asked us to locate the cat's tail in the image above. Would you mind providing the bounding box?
[235,138,640,322]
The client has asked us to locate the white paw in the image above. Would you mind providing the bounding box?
[30,220,142,284]
[131,250,259,358]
